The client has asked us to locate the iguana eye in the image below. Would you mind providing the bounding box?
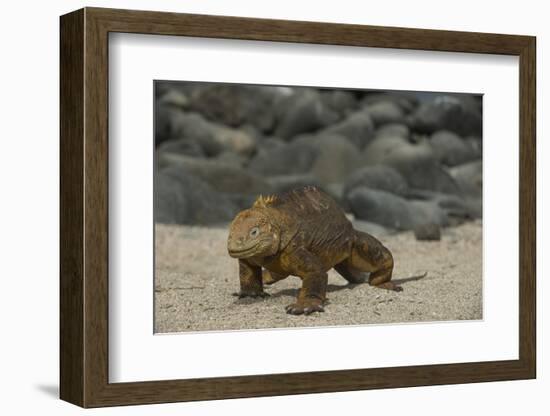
[249,227,260,238]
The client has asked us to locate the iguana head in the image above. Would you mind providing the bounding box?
[227,207,281,259]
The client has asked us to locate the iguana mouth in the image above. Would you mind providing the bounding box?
[227,244,261,258]
[228,237,274,258]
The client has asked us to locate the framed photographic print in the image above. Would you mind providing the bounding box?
[60,7,536,408]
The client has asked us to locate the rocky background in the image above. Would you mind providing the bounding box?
[154,81,483,332]
[155,81,482,236]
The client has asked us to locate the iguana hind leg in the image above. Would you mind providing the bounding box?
[334,262,366,284]
[348,230,402,292]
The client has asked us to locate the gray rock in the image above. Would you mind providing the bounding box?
[403,189,480,222]
[322,108,375,149]
[297,134,363,185]
[158,153,273,195]
[215,151,248,167]
[225,193,258,211]
[363,139,460,194]
[158,89,189,109]
[155,103,179,145]
[323,183,350,211]
[156,110,257,157]
[374,123,410,139]
[362,135,410,164]
[408,199,450,227]
[364,101,405,126]
[155,81,205,99]
[361,92,418,113]
[347,187,454,230]
[407,94,482,137]
[430,130,479,166]
[414,223,442,241]
[155,166,238,225]
[274,89,340,140]
[157,138,205,158]
[186,84,282,132]
[465,136,482,158]
[248,140,318,176]
[344,165,409,197]
[256,136,286,152]
[449,160,482,199]
[265,174,322,193]
[155,173,189,224]
[351,220,391,236]
[347,187,415,229]
[320,89,358,116]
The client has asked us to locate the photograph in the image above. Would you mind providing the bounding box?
[153,81,483,333]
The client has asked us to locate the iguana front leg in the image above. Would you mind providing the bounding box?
[234,259,269,298]
[282,248,327,315]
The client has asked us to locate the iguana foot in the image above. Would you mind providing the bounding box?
[233,290,270,299]
[285,298,325,315]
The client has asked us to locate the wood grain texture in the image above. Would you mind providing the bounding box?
[518,38,536,375]
[59,8,84,406]
[59,7,537,408]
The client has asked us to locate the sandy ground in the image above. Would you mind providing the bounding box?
[154,221,482,333]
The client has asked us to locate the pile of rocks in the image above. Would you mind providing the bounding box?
[155,82,482,237]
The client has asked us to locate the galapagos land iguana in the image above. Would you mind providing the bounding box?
[227,186,401,315]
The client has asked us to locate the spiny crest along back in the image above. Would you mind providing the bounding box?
[252,186,331,213]
[253,194,277,208]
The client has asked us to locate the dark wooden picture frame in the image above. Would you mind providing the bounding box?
[60,7,536,408]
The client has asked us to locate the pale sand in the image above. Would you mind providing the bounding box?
[154,221,482,333]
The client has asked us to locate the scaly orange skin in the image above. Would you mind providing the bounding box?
[227,186,400,315]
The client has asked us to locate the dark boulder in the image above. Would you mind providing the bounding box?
[351,220,392,237]
[407,94,482,137]
[274,88,340,140]
[347,187,457,230]
[347,187,415,229]
[265,174,323,193]
[449,160,482,199]
[157,89,189,109]
[157,138,205,158]
[155,109,257,157]
[299,134,363,185]
[363,139,460,194]
[255,136,286,152]
[225,193,258,211]
[215,151,249,168]
[186,84,285,132]
[322,108,375,149]
[343,165,409,197]
[430,130,479,166]
[158,153,273,195]
[248,140,318,176]
[403,189,479,223]
[155,103,179,145]
[320,89,358,117]
[362,135,409,164]
[374,123,410,139]
[155,166,238,225]
[361,92,418,113]
[414,223,442,241]
[364,101,406,126]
